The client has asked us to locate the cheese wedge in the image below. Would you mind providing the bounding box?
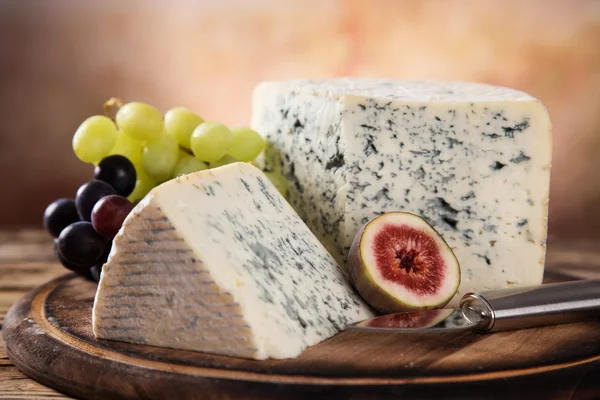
[92,162,374,360]
[252,78,552,305]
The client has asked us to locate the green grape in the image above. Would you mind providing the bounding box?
[177,148,194,164]
[228,127,265,162]
[190,122,233,163]
[177,148,188,161]
[127,164,157,203]
[142,136,179,182]
[164,107,204,150]
[109,131,143,167]
[116,102,163,142]
[72,116,118,164]
[264,171,288,197]
[209,155,238,169]
[173,153,208,177]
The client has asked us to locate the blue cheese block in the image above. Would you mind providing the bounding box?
[252,79,552,304]
[92,162,374,360]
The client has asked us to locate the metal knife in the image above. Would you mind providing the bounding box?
[349,279,600,333]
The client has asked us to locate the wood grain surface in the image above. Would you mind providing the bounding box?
[0,231,70,399]
[1,231,600,399]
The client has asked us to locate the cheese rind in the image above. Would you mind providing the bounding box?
[92,162,374,360]
[252,79,552,304]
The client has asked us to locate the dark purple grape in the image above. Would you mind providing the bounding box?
[91,195,134,239]
[89,265,101,282]
[75,180,117,221]
[79,267,96,282]
[85,240,111,282]
[53,238,87,272]
[53,237,108,284]
[57,221,107,267]
[94,155,137,197]
[43,199,80,237]
[90,240,111,282]
[83,242,112,283]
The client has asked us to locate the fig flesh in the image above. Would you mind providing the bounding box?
[362,309,456,329]
[348,212,460,314]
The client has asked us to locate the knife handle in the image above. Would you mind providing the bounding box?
[460,279,600,332]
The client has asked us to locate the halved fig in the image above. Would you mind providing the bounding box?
[361,309,456,330]
[347,212,460,314]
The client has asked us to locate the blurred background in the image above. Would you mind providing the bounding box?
[0,0,598,240]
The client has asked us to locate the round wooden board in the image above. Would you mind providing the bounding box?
[3,272,600,400]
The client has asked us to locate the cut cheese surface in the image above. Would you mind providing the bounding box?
[252,78,552,305]
[92,162,374,360]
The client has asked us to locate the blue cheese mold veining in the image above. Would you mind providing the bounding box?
[93,163,374,360]
[252,78,552,305]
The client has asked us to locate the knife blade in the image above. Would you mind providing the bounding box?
[351,308,477,332]
[348,279,600,333]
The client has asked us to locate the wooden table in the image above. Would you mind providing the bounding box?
[1,230,599,399]
[0,230,70,399]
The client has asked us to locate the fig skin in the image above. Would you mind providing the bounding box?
[347,212,461,314]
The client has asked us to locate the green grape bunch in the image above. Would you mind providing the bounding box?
[72,98,279,204]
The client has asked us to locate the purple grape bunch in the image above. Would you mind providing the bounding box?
[43,155,136,282]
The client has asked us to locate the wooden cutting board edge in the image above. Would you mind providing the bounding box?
[3,272,600,400]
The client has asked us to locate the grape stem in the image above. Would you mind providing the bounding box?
[103,97,125,121]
